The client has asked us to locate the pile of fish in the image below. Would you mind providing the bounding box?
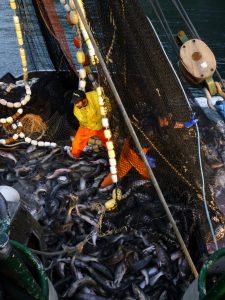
[0,145,205,299]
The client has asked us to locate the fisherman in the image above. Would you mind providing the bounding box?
[101,112,198,187]
[71,89,108,158]
[100,137,156,187]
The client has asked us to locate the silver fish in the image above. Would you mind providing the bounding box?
[0,151,17,165]
[26,144,37,153]
[114,261,126,286]
[132,283,148,300]
[149,271,164,286]
[65,276,98,297]
[141,269,149,286]
[47,168,71,179]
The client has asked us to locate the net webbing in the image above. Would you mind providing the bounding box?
[82,0,225,248]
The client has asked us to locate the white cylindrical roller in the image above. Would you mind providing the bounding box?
[69,11,79,25]
[109,158,117,166]
[20,47,25,56]
[64,4,70,12]
[15,26,22,34]
[89,48,95,57]
[16,30,22,39]
[12,123,17,130]
[21,99,27,106]
[12,134,19,140]
[6,86,13,93]
[100,106,106,116]
[104,129,112,139]
[0,139,6,145]
[102,118,109,128]
[17,37,23,46]
[26,89,31,95]
[0,99,7,106]
[15,23,21,32]
[79,27,89,41]
[31,140,38,146]
[110,166,117,175]
[6,117,13,124]
[86,38,92,48]
[106,141,114,151]
[38,141,45,147]
[44,142,51,147]
[21,55,27,67]
[111,174,118,183]
[50,142,57,148]
[17,122,23,127]
[13,102,21,108]
[69,0,75,9]
[60,0,66,4]
[108,149,116,159]
[10,1,16,10]
[13,16,19,24]
[79,80,86,89]
[6,102,14,108]
[98,96,104,106]
[19,132,25,138]
[96,87,102,96]
[25,95,31,102]
[0,119,6,124]
[18,108,23,114]
[25,86,31,93]
[79,68,86,79]
[25,137,31,143]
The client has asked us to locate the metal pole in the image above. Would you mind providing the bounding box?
[73,0,198,278]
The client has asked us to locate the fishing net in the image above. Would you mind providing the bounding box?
[1,0,224,258]
[0,73,77,144]
[2,2,225,298]
[80,0,225,252]
[0,1,79,144]
[15,0,76,73]
[19,114,47,139]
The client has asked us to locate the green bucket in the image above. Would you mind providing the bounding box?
[183,248,225,300]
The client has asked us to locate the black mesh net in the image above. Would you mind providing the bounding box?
[1,1,225,298]
[16,0,54,72]
[15,0,77,73]
[0,0,224,249]
[82,0,225,246]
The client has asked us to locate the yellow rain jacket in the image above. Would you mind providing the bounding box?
[74,90,102,131]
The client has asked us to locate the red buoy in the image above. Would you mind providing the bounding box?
[73,36,81,48]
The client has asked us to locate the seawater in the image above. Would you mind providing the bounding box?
[0,0,225,97]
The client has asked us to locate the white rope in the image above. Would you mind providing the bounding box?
[147,16,218,250]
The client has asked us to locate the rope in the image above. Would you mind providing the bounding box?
[147,16,219,250]
[74,0,198,278]
[196,125,218,250]
[148,0,179,55]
